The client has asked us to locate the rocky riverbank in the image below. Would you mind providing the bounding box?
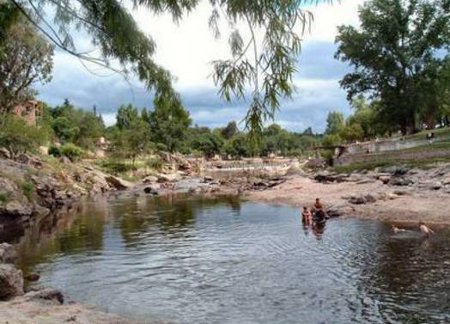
[247,163,450,225]
[0,151,134,242]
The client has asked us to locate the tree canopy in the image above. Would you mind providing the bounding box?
[335,0,450,134]
[0,6,53,112]
[7,0,318,133]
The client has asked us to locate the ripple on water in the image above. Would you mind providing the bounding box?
[22,198,450,324]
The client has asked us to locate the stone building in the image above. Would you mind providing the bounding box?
[12,100,42,126]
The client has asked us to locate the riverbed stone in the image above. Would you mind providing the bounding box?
[0,264,24,300]
[0,243,17,264]
[26,287,64,305]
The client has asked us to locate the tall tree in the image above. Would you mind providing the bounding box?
[335,0,450,134]
[7,0,320,133]
[221,121,238,140]
[0,10,53,111]
[325,111,345,135]
[148,94,191,153]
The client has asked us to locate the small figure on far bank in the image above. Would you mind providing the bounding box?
[419,221,435,238]
[301,207,312,225]
[391,225,406,234]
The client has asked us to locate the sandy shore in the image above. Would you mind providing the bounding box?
[245,171,450,226]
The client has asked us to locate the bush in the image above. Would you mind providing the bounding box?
[0,114,49,155]
[48,145,61,157]
[60,143,84,161]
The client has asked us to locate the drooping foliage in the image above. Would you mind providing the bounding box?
[7,0,319,134]
[0,5,53,112]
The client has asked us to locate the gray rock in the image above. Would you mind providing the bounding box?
[142,176,158,184]
[1,200,33,217]
[378,175,391,184]
[0,264,24,300]
[382,165,410,176]
[389,177,413,186]
[0,148,10,160]
[157,174,177,183]
[26,287,64,305]
[0,243,17,264]
[104,176,132,190]
[431,181,443,190]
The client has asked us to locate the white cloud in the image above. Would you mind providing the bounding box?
[37,0,363,131]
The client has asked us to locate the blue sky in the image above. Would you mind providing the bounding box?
[35,0,363,133]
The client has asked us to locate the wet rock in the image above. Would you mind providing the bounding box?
[26,287,64,305]
[0,264,24,300]
[0,243,17,264]
[24,273,40,282]
[104,176,131,191]
[144,186,159,196]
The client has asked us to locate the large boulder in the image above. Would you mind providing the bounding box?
[0,264,24,300]
[0,243,17,264]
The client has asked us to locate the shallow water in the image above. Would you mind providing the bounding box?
[15,195,450,323]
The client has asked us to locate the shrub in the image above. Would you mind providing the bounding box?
[0,192,11,204]
[48,145,61,157]
[0,114,49,155]
[60,143,84,161]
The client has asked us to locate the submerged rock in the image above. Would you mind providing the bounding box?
[0,264,24,300]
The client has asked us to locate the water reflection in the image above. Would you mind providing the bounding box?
[11,196,450,324]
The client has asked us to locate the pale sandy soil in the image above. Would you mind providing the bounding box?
[245,175,450,225]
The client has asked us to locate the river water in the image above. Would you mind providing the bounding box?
[14,195,450,323]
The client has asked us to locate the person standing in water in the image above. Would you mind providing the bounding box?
[301,207,312,225]
[419,221,435,238]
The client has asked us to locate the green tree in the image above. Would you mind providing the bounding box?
[0,11,53,111]
[148,94,191,153]
[325,111,345,135]
[221,121,238,140]
[335,0,450,134]
[116,104,141,130]
[191,132,224,158]
[10,0,318,134]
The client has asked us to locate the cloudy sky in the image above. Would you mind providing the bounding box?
[36,0,364,133]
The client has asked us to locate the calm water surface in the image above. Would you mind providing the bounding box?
[15,195,450,323]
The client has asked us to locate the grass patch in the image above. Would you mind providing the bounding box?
[0,192,11,205]
[403,127,450,141]
[334,157,450,174]
[20,181,34,201]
